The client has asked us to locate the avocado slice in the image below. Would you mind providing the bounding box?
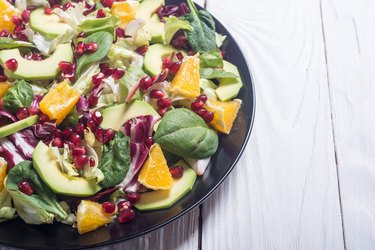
[136,0,165,43]
[144,44,178,76]
[101,100,160,131]
[32,142,101,197]
[134,160,197,211]
[215,61,244,101]
[29,8,72,39]
[0,43,73,80]
[0,115,38,139]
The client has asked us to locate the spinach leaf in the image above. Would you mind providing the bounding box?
[200,67,238,79]
[180,0,217,53]
[154,108,218,159]
[199,49,223,68]
[5,161,67,224]
[2,80,34,113]
[76,31,113,75]
[0,38,34,49]
[98,132,131,188]
[78,15,119,35]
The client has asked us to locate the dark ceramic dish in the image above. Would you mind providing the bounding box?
[0,1,255,249]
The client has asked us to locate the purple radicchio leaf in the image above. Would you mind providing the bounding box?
[125,173,141,193]
[0,138,26,171]
[76,96,89,114]
[0,109,16,127]
[30,95,43,109]
[8,129,38,159]
[123,115,160,143]
[32,122,56,142]
[156,3,190,22]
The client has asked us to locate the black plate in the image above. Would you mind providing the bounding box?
[0,1,255,249]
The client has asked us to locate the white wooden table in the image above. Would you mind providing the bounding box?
[3,0,375,249]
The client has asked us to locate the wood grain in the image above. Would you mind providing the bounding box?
[201,0,344,249]
[320,0,375,249]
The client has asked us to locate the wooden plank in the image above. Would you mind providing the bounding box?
[320,0,375,249]
[201,0,345,249]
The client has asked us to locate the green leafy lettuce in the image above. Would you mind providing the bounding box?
[5,161,67,225]
[0,37,34,49]
[199,50,238,79]
[119,64,146,103]
[98,132,131,188]
[154,108,219,159]
[2,80,34,113]
[78,15,119,35]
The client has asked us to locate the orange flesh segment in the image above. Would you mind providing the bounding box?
[76,200,114,234]
[0,159,7,192]
[205,99,242,134]
[0,0,19,33]
[111,1,139,26]
[0,82,11,98]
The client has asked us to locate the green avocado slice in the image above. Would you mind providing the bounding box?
[143,44,178,76]
[215,61,244,101]
[136,0,165,43]
[0,115,38,139]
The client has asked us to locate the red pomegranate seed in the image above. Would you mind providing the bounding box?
[21,10,30,22]
[62,128,73,138]
[52,4,63,9]
[74,123,85,135]
[157,108,167,116]
[0,99,2,109]
[96,9,106,18]
[15,31,28,41]
[18,180,33,195]
[157,98,172,109]
[13,24,24,34]
[136,45,148,55]
[149,89,164,100]
[63,2,74,10]
[191,100,204,111]
[72,146,86,157]
[144,136,154,148]
[38,113,50,123]
[0,30,10,37]
[44,7,54,15]
[113,68,125,80]
[139,76,152,91]
[28,107,39,115]
[58,61,71,73]
[99,63,109,73]
[105,129,115,141]
[77,32,87,38]
[221,50,226,58]
[5,59,18,71]
[118,209,135,223]
[70,133,81,146]
[176,52,184,61]
[169,63,180,75]
[169,165,184,178]
[91,111,103,125]
[102,201,116,214]
[92,72,105,87]
[197,94,208,103]
[86,119,97,132]
[0,75,7,82]
[76,41,86,55]
[52,137,63,148]
[162,57,173,69]
[31,53,42,61]
[85,42,98,53]
[101,0,113,8]
[89,157,95,167]
[103,67,115,77]
[196,108,208,118]
[11,16,22,25]
[74,155,89,169]
[117,200,132,211]
[203,111,214,123]
[54,129,62,138]
[115,27,125,38]
[88,95,99,107]
[96,128,105,143]
[126,192,141,203]
[16,107,29,120]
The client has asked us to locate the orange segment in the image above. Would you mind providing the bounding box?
[205,99,242,134]
[76,200,115,234]
[0,81,11,98]
[0,158,7,191]
[0,0,19,34]
[39,81,81,124]
[138,144,173,190]
[170,54,201,99]
[111,1,139,26]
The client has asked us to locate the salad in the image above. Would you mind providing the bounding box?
[0,0,244,234]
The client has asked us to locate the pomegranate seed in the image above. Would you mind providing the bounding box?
[63,2,74,10]
[118,209,135,223]
[105,129,115,141]
[101,0,113,8]
[103,67,115,77]
[196,108,208,117]
[89,157,95,167]
[58,61,71,73]
[157,108,167,116]
[169,165,184,178]
[86,120,97,133]
[221,50,226,58]
[16,107,29,120]
[5,59,18,71]
[203,111,214,123]
[102,201,116,214]
[136,45,148,55]
[11,16,22,25]
[169,63,180,75]
[18,180,33,195]
[0,75,7,82]
[139,76,153,91]
[176,52,184,61]
[15,31,28,41]
[115,27,125,38]
[112,68,125,80]
[0,99,2,109]
[44,7,54,15]
[21,10,30,22]
[191,100,204,111]
[151,75,158,83]
[88,95,99,107]
[51,137,63,148]
[74,155,89,169]
[118,200,132,211]
[77,32,87,38]
[61,128,72,138]
[72,146,86,157]
[96,9,106,18]
[70,133,81,146]
[162,57,173,69]
[126,192,141,203]
[144,136,153,148]
[149,89,164,100]
[197,94,208,103]
[13,24,23,34]
[52,4,63,9]
[38,113,50,123]
[85,42,98,53]
[54,129,62,138]
[28,107,39,115]
[157,98,172,109]
[91,111,103,125]
[92,72,105,87]
[96,128,105,143]
[31,53,42,61]
[76,41,86,55]
[74,123,85,135]
[0,30,10,37]
[99,63,109,72]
